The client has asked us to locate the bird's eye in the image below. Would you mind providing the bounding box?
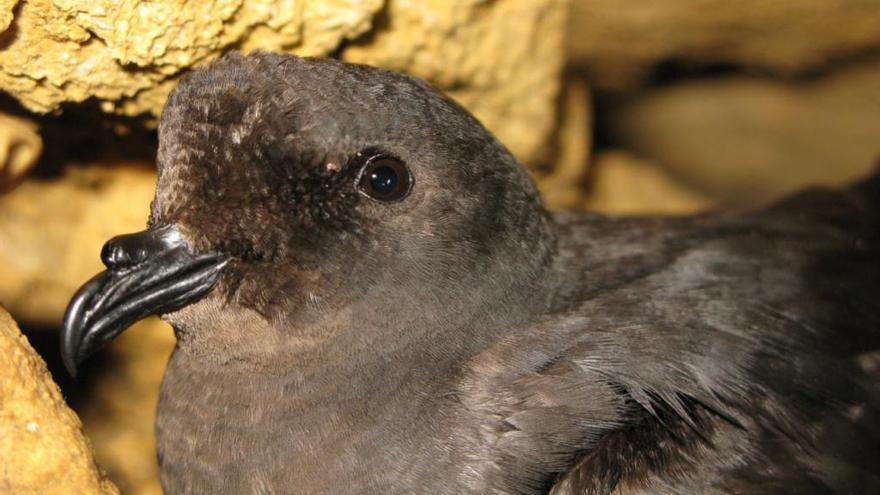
[356,155,412,202]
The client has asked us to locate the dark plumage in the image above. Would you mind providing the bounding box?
[62,52,880,494]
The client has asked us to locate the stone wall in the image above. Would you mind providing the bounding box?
[0,305,118,494]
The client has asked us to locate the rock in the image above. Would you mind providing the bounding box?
[0,0,16,33]
[80,318,175,495]
[0,305,118,495]
[0,164,155,326]
[0,113,42,191]
[568,0,880,89]
[0,164,177,494]
[0,0,567,165]
[582,150,714,215]
[343,0,568,164]
[606,60,880,205]
[0,0,381,113]
[535,75,592,211]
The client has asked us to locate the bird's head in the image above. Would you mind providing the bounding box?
[62,52,554,374]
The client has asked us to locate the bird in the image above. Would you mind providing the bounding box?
[61,51,880,494]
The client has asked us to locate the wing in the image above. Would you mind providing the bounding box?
[461,175,880,494]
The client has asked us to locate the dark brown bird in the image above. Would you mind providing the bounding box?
[62,52,880,494]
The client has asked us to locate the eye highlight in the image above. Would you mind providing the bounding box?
[356,155,413,202]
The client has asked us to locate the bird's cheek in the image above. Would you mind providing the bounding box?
[160,292,224,339]
[160,294,282,361]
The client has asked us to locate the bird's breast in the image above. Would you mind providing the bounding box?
[153,348,504,494]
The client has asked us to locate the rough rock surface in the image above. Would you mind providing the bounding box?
[343,0,568,164]
[0,305,118,495]
[607,61,880,205]
[0,0,567,165]
[0,0,382,113]
[0,164,174,494]
[0,112,41,191]
[0,0,17,33]
[0,164,155,325]
[535,75,592,211]
[569,0,880,89]
[583,150,714,215]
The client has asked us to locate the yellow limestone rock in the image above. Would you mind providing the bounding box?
[0,0,567,165]
[0,164,155,325]
[0,305,118,495]
[606,61,880,205]
[0,113,42,191]
[0,0,17,33]
[569,0,880,89]
[0,165,177,494]
[535,75,592,211]
[583,150,714,215]
[0,165,169,493]
[343,0,569,164]
[0,0,383,113]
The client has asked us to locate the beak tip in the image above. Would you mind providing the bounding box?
[63,356,80,379]
[60,325,82,379]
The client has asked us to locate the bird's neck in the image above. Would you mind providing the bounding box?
[156,271,555,493]
[155,259,552,487]
[171,248,557,377]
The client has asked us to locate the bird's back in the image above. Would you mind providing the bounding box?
[542,175,880,494]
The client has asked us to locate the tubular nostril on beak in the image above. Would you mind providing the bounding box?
[99,225,186,270]
[101,238,132,269]
[101,233,150,269]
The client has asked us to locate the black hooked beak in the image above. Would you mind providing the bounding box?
[61,224,230,377]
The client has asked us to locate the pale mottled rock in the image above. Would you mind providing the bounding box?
[0,305,118,495]
[569,0,880,89]
[343,0,569,164]
[536,75,592,211]
[0,113,41,191]
[607,61,880,205]
[0,0,567,165]
[0,164,175,494]
[582,150,714,215]
[0,0,382,114]
[0,0,16,33]
[0,164,155,325]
